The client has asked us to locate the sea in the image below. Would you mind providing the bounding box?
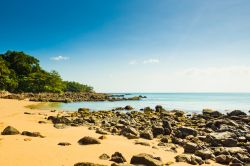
[57,93,250,114]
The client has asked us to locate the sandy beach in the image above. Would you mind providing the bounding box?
[0,98,210,166]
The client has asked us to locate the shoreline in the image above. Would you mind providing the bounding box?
[1,98,249,165]
[0,99,186,166]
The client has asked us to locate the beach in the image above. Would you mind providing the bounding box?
[0,99,190,166]
[1,98,249,166]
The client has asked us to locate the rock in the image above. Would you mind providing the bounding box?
[135,141,150,146]
[215,155,233,164]
[152,126,164,137]
[48,116,71,124]
[202,109,222,117]
[78,108,90,113]
[124,105,133,110]
[140,131,153,140]
[121,126,139,139]
[1,126,20,135]
[74,162,107,166]
[24,138,32,141]
[155,105,164,112]
[96,128,108,135]
[98,135,107,140]
[206,131,237,147]
[235,153,250,163]
[78,136,101,145]
[38,121,46,124]
[175,154,204,165]
[189,155,204,165]
[99,153,110,160]
[174,110,185,117]
[195,149,213,160]
[21,131,44,137]
[24,112,32,115]
[110,152,126,163]
[175,154,191,163]
[162,120,172,135]
[144,107,154,113]
[228,110,247,116]
[130,153,163,166]
[184,142,198,153]
[53,123,67,129]
[160,136,169,143]
[175,127,198,138]
[58,142,71,146]
[246,134,250,141]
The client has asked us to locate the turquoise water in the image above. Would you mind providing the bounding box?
[59,93,250,113]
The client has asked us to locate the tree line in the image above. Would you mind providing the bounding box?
[0,51,93,93]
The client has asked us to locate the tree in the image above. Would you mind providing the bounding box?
[18,70,65,93]
[64,81,93,92]
[3,51,41,76]
[0,56,18,91]
[0,50,94,93]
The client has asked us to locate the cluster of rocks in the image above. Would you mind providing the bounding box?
[1,92,144,103]
[47,106,250,165]
[1,126,44,138]
[76,152,163,166]
[113,105,134,111]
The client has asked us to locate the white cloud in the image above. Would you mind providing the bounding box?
[50,56,69,61]
[129,60,137,65]
[143,59,160,64]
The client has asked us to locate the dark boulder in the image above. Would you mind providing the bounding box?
[228,110,247,117]
[121,126,139,139]
[1,126,20,135]
[162,120,172,134]
[21,131,44,137]
[195,149,213,160]
[48,116,71,124]
[78,136,101,145]
[140,131,154,140]
[130,153,163,166]
[175,127,198,138]
[184,142,198,153]
[124,105,133,110]
[110,152,126,163]
[202,109,222,117]
[215,155,233,164]
[152,126,164,137]
[155,105,164,112]
[206,131,237,147]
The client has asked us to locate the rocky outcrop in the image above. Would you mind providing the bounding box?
[46,105,250,165]
[1,92,143,102]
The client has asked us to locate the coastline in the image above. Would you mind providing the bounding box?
[0,99,188,166]
[1,98,249,165]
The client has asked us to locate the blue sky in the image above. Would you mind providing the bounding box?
[1,0,250,92]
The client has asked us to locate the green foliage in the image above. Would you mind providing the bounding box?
[64,81,93,92]
[0,56,18,91]
[0,51,93,93]
[3,51,40,76]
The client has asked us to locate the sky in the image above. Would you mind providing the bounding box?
[0,0,250,92]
